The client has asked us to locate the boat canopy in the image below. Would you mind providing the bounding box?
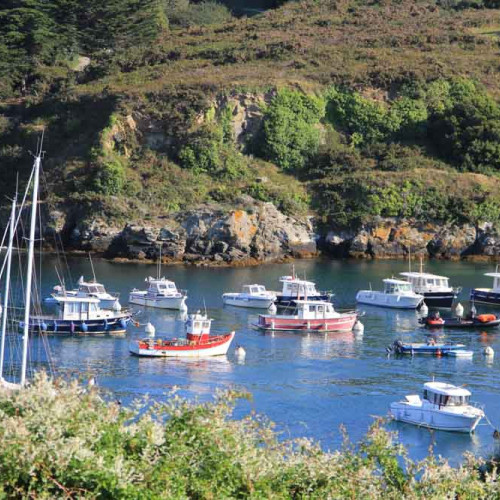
[423,381,471,397]
[79,283,106,294]
[383,279,413,293]
[400,272,450,289]
[279,277,318,296]
[242,284,267,294]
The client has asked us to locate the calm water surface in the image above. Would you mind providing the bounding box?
[6,256,500,465]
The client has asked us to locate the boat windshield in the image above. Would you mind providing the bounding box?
[423,390,470,406]
[386,283,412,293]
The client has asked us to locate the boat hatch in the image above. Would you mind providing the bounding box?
[423,389,470,406]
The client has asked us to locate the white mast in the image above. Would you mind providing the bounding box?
[21,143,42,386]
[0,194,17,379]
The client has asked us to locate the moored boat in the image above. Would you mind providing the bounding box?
[23,295,131,335]
[420,312,500,329]
[222,284,276,309]
[129,276,187,310]
[390,381,484,433]
[129,312,235,357]
[400,271,460,308]
[356,279,424,309]
[274,274,331,309]
[256,300,358,332]
[470,270,500,306]
[389,339,466,355]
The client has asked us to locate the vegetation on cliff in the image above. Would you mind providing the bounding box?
[0,374,498,498]
[2,0,500,237]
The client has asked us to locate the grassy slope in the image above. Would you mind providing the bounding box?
[3,0,500,227]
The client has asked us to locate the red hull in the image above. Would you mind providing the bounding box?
[257,313,357,332]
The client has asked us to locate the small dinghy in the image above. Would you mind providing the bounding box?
[420,312,500,329]
[222,284,276,309]
[256,300,358,333]
[390,381,484,433]
[388,339,465,356]
[129,312,234,357]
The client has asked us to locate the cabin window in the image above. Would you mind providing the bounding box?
[203,321,210,328]
[317,306,324,313]
[309,306,315,312]
[90,303,98,313]
[168,284,175,289]
[81,286,90,293]
[81,302,89,313]
[307,286,315,293]
[251,287,259,294]
[96,286,105,293]
[194,321,201,329]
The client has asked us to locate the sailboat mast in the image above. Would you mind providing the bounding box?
[0,194,17,379]
[21,151,41,386]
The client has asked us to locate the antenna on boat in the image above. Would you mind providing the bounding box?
[55,266,65,294]
[419,255,424,274]
[408,246,411,274]
[203,298,207,317]
[157,243,162,280]
[21,131,44,385]
[89,253,97,283]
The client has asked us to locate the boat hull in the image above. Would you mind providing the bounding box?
[421,318,500,329]
[22,315,131,335]
[129,293,187,310]
[356,291,423,309]
[392,342,465,355]
[129,332,235,357]
[256,313,358,332]
[470,289,500,306]
[222,295,275,309]
[422,291,457,308]
[390,403,483,433]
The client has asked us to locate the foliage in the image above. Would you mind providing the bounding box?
[167,0,233,28]
[0,374,498,498]
[261,89,325,171]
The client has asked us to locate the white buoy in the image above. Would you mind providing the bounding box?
[145,322,156,337]
[455,302,464,318]
[180,301,188,312]
[353,321,364,334]
[268,303,277,314]
[420,303,428,315]
[113,300,122,312]
[235,345,246,360]
[484,346,495,358]
[88,376,96,387]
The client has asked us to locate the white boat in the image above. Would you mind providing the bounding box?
[390,381,484,433]
[470,269,500,306]
[129,312,234,357]
[129,276,187,310]
[274,275,331,309]
[222,284,276,309]
[356,279,424,309]
[45,276,121,310]
[400,271,459,308]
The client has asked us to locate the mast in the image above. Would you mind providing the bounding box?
[157,243,162,279]
[21,143,42,386]
[89,253,97,282]
[0,194,17,379]
[408,247,411,274]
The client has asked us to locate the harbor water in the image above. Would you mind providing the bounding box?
[6,256,500,466]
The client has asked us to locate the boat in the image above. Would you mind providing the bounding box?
[390,381,484,433]
[400,271,460,308]
[129,312,235,357]
[446,350,474,358]
[255,299,358,332]
[222,284,276,309]
[23,295,131,335]
[420,312,500,329]
[356,279,424,309]
[129,276,187,310]
[45,276,121,310]
[274,274,331,309]
[470,269,500,306]
[389,339,466,356]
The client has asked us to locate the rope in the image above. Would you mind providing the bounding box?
[483,412,500,438]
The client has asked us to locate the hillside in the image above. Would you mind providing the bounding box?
[2,0,500,262]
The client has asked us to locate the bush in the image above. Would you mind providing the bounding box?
[168,0,233,27]
[261,88,325,171]
[0,374,498,498]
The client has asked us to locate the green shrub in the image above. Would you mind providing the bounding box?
[0,374,498,499]
[261,88,325,172]
[92,158,127,195]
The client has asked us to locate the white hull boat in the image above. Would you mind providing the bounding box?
[356,279,424,309]
[129,276,187,310]
[222,284,276,309]
[390,381,484,433]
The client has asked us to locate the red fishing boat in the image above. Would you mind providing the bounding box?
[256,300,358,332]
[129,312,235,357]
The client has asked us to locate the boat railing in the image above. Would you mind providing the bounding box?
[453,286,463,294]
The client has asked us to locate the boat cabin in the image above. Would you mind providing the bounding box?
[294,300,336,319]
[383,279,413,294]
[78,282,107,295]
[186,313,212,341]
[279,276,318,297]
[484,272,500,292]
[146,277,178,294]
[423,382,471,407]
[242,284,267,295]
[400,272,451,291]
[53,296,102,320]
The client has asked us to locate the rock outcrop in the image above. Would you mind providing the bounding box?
[59,201,317,265]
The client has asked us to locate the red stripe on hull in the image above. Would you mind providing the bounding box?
[257,314,357,332]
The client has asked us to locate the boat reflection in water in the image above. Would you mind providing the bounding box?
[357,304,420,331]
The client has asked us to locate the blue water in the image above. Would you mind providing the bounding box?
[5,256,500,465]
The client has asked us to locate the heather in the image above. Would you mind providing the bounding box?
[0,373,498,498]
